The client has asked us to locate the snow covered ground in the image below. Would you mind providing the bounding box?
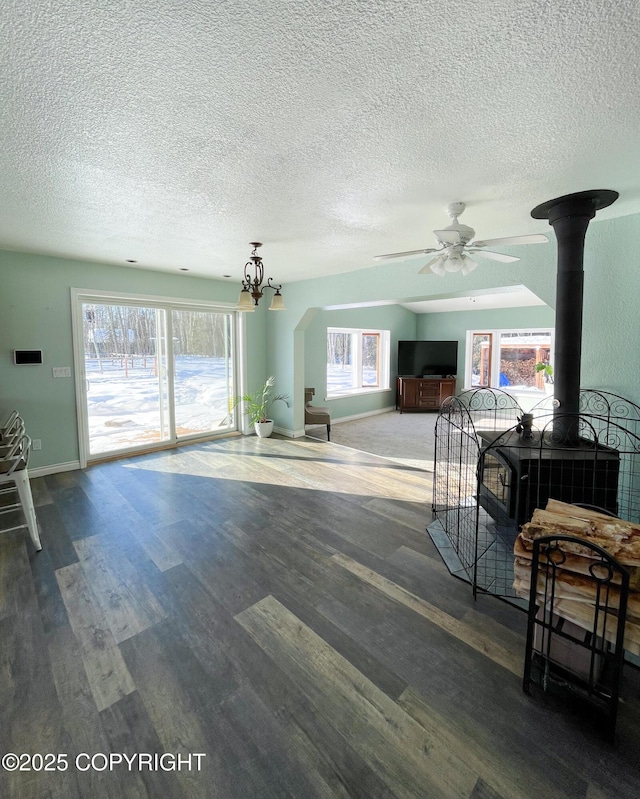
[84,357,377,456]
[85,356,234,455]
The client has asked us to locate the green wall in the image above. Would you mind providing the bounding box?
[299,304,554,426]
[0,250,267,469]
[273,210,640,431]
[303,305,417,423]
[2,209,639,469]
[580,213,640,392]
[416,305,556,388]
[263,222,559,432]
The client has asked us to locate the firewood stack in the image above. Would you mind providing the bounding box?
[513,499,640,655]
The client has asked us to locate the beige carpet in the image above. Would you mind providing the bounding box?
[306,410,437,471]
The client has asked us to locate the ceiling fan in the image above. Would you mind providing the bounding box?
[374,202,548,276]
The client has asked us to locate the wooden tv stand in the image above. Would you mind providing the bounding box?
[396,377,456,412]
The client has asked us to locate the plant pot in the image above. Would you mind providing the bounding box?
[254,420,274,438]
[544,383,554,396]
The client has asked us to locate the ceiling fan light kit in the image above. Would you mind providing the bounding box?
[375,202,549,277]
[237,242,286,311]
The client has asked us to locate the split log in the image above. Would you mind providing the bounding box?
[531,503,640,553]
[513,567,640,655]
[513,558,640,623]
[513,536,638,589]
[545,499,640,534]
[519,506,640,575]
[513,500,640,654]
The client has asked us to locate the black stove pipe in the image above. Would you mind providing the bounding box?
[531,189,618,444]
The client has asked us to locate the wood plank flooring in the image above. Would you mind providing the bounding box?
[1,434,639,798]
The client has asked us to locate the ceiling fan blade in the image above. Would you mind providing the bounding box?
[471,234,548,248]
[468,249,520,263]
[374,248,438,261]
[418,254,446,274]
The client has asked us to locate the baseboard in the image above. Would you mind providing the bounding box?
[276,408,395,438]
[332,406,396,425]
[236,426,306,439]
[29,460,81,478]
[299,406,396,439]
[273,426,306,438]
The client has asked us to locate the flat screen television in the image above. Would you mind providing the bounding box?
[397,340,458,377]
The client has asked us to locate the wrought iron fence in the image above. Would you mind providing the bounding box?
[430,388,640,599]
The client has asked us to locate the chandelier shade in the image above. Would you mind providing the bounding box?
[237,289,255,312]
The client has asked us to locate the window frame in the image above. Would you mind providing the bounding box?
[326,326,391,398]
[465,327,555,393]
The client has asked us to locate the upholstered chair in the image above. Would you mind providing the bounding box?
[304,388,331,441]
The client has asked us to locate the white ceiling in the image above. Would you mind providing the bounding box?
[3,1,640,285]
[400,285,547,314]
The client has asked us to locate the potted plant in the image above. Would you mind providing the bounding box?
[535,361,554,394]
[232,376,290,438]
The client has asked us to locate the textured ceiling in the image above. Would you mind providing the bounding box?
[3,0,640,285]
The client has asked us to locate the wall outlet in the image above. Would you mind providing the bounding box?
[52,366,72,378]
[32,439,42,451]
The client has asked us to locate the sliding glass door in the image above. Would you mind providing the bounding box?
[74,292,238,462]
[171,308,234,439]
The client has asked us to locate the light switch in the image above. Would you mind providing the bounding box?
[52,367,72,378]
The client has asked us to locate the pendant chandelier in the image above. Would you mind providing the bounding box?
[237,242,286,311]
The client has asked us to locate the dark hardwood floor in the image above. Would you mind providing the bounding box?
[1,434,639,798]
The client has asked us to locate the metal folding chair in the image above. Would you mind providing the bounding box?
[0,433,42,551]
[0,410,24,445]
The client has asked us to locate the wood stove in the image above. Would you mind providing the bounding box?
[478,429,620,529]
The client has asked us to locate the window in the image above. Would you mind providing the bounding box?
[327,327,390,397]
[466,328,554,392]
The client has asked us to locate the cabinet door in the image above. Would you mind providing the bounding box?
[439,379,456,403]
[403,380,419,407]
